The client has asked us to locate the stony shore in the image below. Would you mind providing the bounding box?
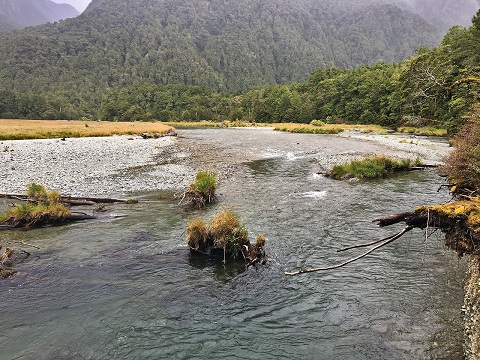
[0,135,193,197]
[0,128,451,198]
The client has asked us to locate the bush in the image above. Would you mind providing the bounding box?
[310,119,326,126]
[443,108,480,194]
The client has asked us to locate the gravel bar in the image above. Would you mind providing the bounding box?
[0,135,193,197]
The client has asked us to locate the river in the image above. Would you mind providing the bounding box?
[0,128,465,359]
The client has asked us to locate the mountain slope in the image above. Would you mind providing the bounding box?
[0,0,79,31]
[0,0,442,96]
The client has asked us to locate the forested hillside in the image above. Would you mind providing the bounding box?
[0,0,79,31]
[94,10,480,133]
[0,0,441,102]
[0,0,478,131]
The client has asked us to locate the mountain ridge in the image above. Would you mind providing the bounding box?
[0,0,79,30]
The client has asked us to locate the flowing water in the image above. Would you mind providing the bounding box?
[0,129,465,359]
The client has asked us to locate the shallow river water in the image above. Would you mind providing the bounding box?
[0,129,466,359]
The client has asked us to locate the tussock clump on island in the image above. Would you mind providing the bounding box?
[186,209,267,266]
[181,170,217,208]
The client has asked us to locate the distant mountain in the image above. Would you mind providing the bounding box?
[0,0,79,31]
[405,0,480,30]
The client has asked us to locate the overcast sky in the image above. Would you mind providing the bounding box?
[51,0,92,13]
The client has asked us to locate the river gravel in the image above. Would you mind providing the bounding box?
[0,129,451,197]
[0,135,193,197]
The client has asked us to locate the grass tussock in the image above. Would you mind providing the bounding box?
[397,126,447,137]
[272,123,387,135]
[186,209,266,263]
[186,219,209,252]
[326,156,422,180]
[0,119,173,140]
[0,183,71,228]
[183,171,217,208]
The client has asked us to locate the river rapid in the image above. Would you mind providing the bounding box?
[0,128,466,359]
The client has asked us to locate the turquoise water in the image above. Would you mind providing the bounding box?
[0,131,464,359]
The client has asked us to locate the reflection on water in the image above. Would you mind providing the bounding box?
[0,131,465,360]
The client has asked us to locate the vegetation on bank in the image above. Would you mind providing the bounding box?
[442,106,480,195]
[0,119,174,140]
[0,183,71,228]
[186,209,266,264]
[397,126,448,137]
[273,123,387,135]
[325,156,423,180]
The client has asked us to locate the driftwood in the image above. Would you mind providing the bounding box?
[0,193,137,205]
[284,227,412,276]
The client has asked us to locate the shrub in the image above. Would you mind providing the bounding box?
[310,119,326,127]
[443,108,480,194]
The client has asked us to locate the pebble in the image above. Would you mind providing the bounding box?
[0,135,193,197]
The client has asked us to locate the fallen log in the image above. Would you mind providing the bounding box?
[0,193,138,205]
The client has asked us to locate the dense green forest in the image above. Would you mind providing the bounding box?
[0,0,478,133]
[0,0,441,97]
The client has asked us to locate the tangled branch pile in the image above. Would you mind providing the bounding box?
[186,209,266,265]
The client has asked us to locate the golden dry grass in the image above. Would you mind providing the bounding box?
[0,119,173,140]
[165,120,388,133]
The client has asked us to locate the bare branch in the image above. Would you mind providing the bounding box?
[336,229,406,252]
[284,226,413,276]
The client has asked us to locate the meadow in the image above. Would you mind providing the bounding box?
[0,119,173,140]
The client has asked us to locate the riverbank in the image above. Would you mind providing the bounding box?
[465,255,480,359]
[0,135,193,197]
[0,128,450,198]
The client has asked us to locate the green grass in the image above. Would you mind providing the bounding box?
[184,170,217,208]
[397,126,448,137]
[326,156,422,180]
[192,171,217,198]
